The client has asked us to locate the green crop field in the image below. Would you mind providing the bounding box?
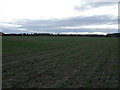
[2,36,118,88]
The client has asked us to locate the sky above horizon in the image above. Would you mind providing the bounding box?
[0,0,119,35]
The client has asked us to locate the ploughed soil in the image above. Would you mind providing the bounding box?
[2,36,118,88]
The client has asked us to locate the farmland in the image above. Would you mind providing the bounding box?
[2,36,118,88]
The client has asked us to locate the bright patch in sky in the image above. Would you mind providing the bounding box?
[0,0,81,21]
[61,32,107,35]
[60,24,118,29]
[1,23,22,28]
[19,28,27,31]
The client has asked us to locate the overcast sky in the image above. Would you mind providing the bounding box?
[0,0,119,35]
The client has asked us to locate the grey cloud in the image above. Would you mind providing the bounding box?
[88,2,117,8]
[2,15,117,34]
[74,2,117,11]
[57,15,117,26]
[17,15,117,27]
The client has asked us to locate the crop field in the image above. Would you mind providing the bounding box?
[2,36,118,88]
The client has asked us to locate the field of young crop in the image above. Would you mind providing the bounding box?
[2,36,118,88]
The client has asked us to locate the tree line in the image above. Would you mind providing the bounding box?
[0,32,120,37]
